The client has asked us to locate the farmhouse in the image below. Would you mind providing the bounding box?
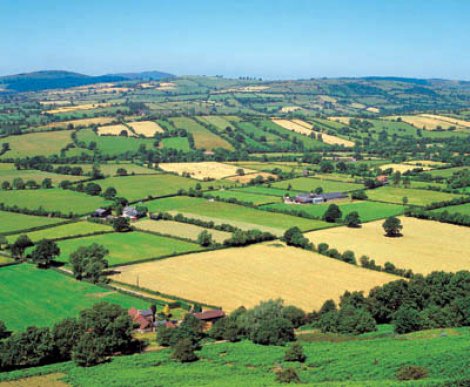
[128,307,156,332]
[289,192,347,204]
[376,175,389,185]
[122,206,146,220]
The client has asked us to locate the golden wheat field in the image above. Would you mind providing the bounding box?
[127,121,164,137]
[134,219,231,243]
[328,116,351,124]
[306,217,470,274]
[366,107,380,113]
[386,114,469,130]
[158,162,257,180]
[404,159,448,167]
[39,100,71,106]
[272,118,312,135]
[291,119,355,146]
[280,106,302,113]
[46,117,115,128]
[45,102,112,114]
[111,242,397,311]
[380,163,432,173]
[97,124,135,137]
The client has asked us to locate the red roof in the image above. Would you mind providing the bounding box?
[136,315,151,330]
[128,307,138,319]
[193,310,225,321]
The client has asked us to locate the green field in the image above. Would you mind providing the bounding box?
[0,189,109,215]
[6,221,112,243]
[160,136,191,151]
[204,189,280,205]
[426,166,470,178]
[0,264,147,331]
[232,186,302,197]
[1,130,73,158]
[366,186,462,206]
[262,201,404,222]
[0,163,85,184]
[76,128,157,156]
[0,210,66,234]
[145,196,330,235]
[429,202,470,216]
[1,328,468,385]
[71,162,159,176]
[55,231,203,266]
[169,117,233,150]
[98,174,222,202]
[272,177,363,192]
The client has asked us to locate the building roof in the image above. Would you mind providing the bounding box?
[139,309,154,318]
[193,309,225,321]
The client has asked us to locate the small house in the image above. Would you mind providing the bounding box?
[294,192,347,204]
[193,309,225,330]
[128,307,156,332]
[376,175,389,185]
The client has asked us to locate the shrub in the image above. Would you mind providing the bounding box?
[172,338,198,363]
[275,367,301,384]
[284,342,306,363]
[394,306,422,334]
[396,365,428,381]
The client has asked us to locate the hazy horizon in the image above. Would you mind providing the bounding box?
[1,0,469,81]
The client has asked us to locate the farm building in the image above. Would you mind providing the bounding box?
[193,309,225,330]
[288,192,347,204]
[376,175,389,185]
[122,206,146,220]
[128,307,156,332]
[92,208,111,218]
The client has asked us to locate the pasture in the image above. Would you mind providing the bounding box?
[427,166,469,178]
[262,201,404,222]
[0,189,109,215]
[169,117,233,150]
[0,130,72,158]
[306,217,470,274]
[160,136,191,151]
[292,119,355,146]
[271,176,362,192]
[0,164,85,184]
[128,121,164,137]
[6,221,112,243]
[55,231,203,266]
[134,219,231,243]
[232,185,300,197]
[76,129,156,156]
[366,186,461,206]
[429,203,470,216]
[145,196,331,235]
[45,102,111,114]
[387,114,470,130]
[98,174,220,201]
[0,210,65,234]
[158,161,256,180]
[204,189,280,205]
[111,242,397,311]
[0,264,147,331]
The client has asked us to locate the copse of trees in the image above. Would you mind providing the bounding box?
[0,303,135,371]
[70,243,109,283]
[282,227,313,249]
[223,229,275,247]
[30,239,60,268]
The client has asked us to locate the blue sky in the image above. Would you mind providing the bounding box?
[0,0,469,79]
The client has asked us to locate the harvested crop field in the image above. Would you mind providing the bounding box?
[45,116,115,128]
[97,124,135,137]
[46,102,111,114]
[111,243,397,311]
[328,116,351,124]
[380,163,432,173]
[224,172,276,183]
[386,115,470,130]
[158,162,256,180]
[271,119,312,135]
[134,219,231,243]
[292,119,354,146]
[128,121,164,137]
[0,130,73,158]
[306,217,470,274]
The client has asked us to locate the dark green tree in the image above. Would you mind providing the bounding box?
[70,244,109,283]
[394,306,422,334]
[344,211,361,228]
[197,230,213,247]
[322,204,342,223]
[30,239,60,268]
[112,217,131,232]
[171,338,198,363]
[383,216,403,237]
[10,234,33,259]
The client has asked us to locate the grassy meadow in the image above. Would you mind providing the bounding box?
[204,189,280,205]
[0,189,109,215]
[0,264,147,332]
[1,130,73,158]
[145,196,330,235]
[55,231,203,266]
[271,177,362,192]
[365,186,462,206]
[0,210,65,234]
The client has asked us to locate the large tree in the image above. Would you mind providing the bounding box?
[70,244,109,283]
[30,239,60,268]
[322,204,342,223]
[382,216,403,237]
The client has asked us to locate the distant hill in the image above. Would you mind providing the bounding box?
[110,70,175,81]
[0,70,174,92]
